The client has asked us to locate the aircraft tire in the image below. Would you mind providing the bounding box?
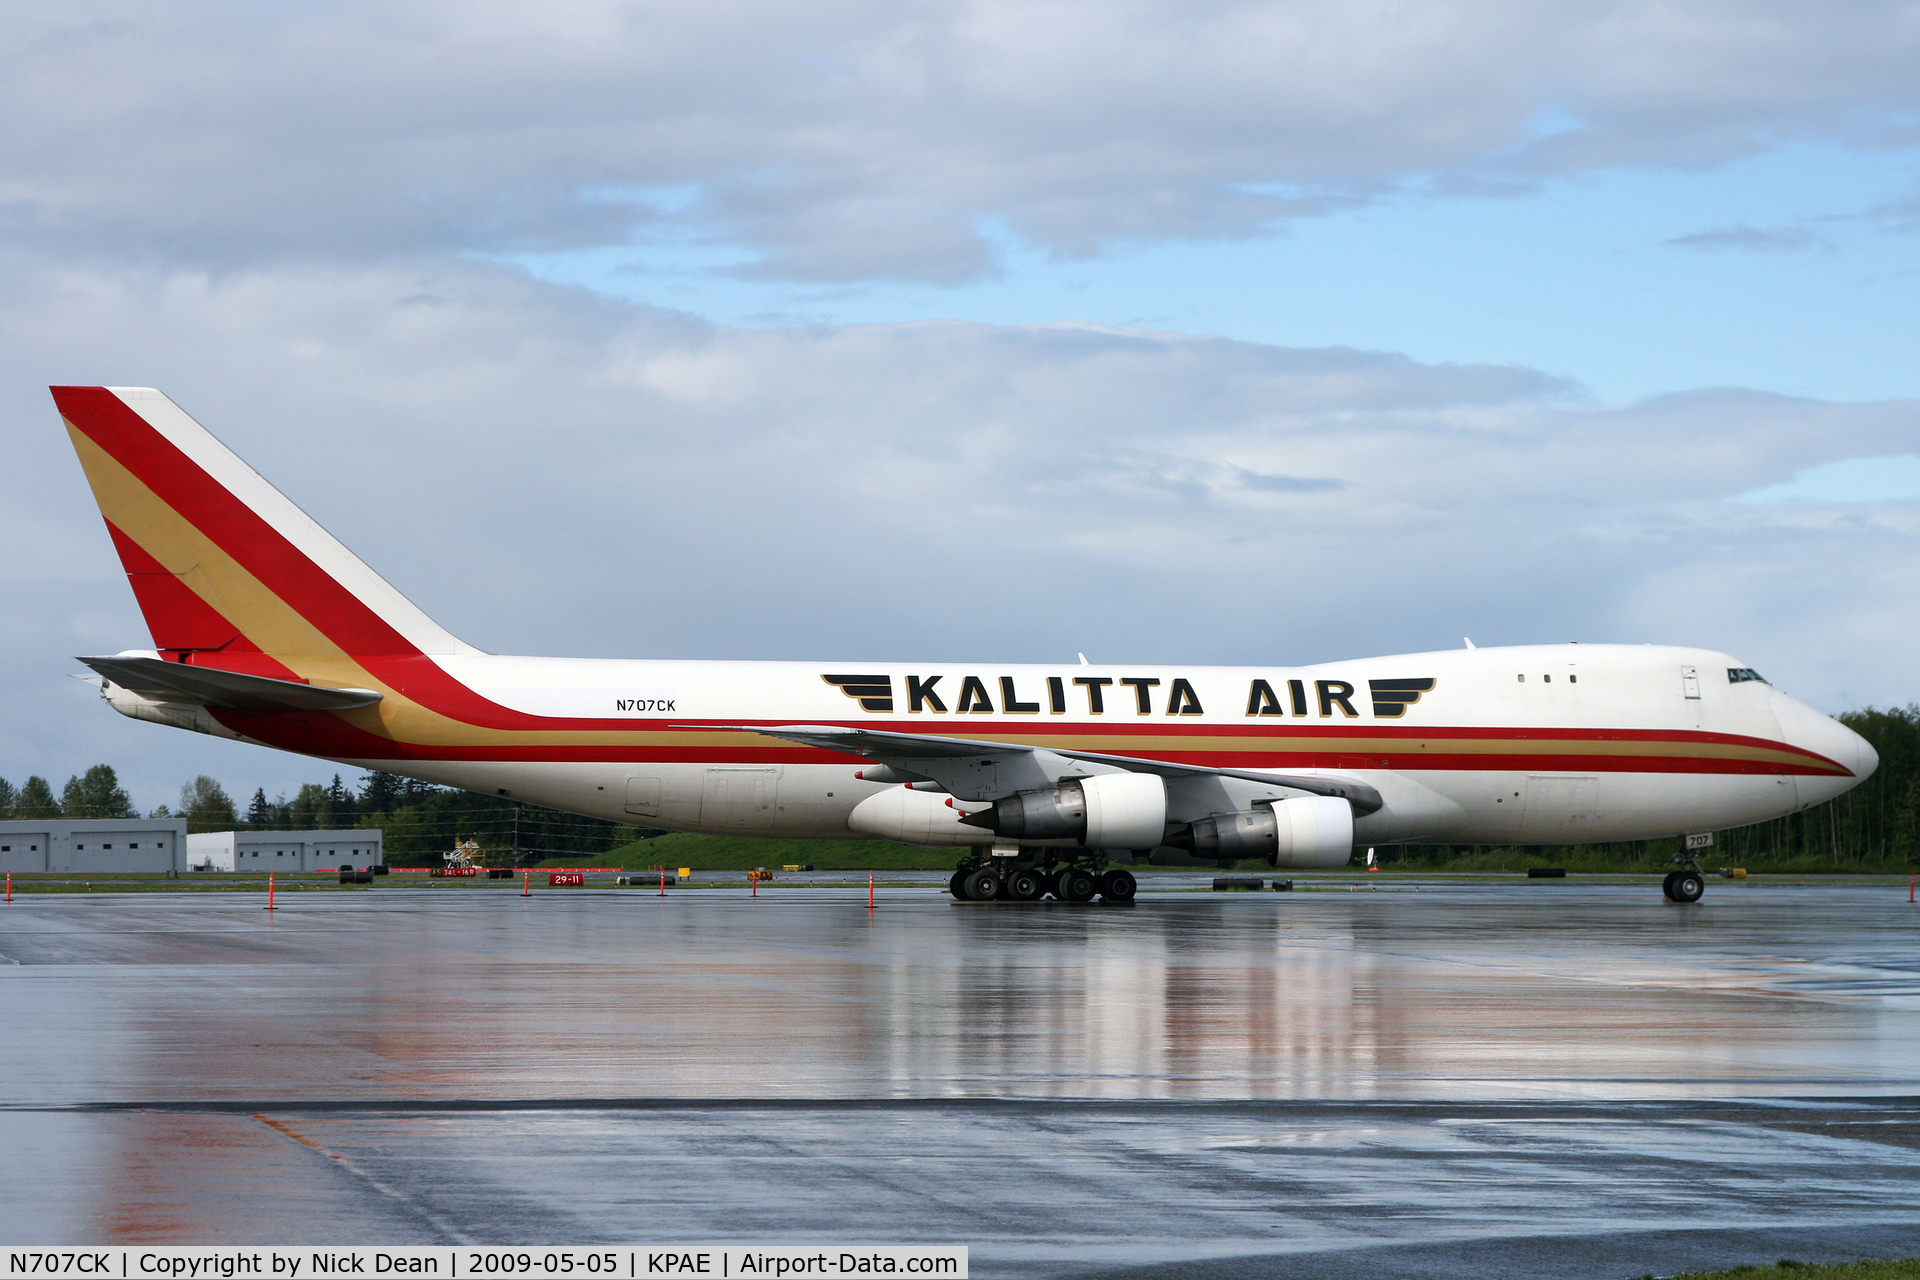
[963,868,1002,901]
[1661,871,1679,900]
[1056,868,1098,902]
[1671,871,1705,903]
[949,869,970,900]
[1099,868,1138,903]
[1006,869,1045,901]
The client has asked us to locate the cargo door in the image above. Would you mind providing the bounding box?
[701,767,781,830]
[1522,775,1599,840]
[624,776,661,818]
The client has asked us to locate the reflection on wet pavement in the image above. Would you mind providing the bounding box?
[3,882,1918,1275]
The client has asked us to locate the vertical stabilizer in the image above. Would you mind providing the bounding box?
[53,386,481,664]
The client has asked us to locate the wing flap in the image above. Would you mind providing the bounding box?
[694,723,1384,815]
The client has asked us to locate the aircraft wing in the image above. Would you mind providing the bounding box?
[698,723,1384,815]
[77,654,384,712]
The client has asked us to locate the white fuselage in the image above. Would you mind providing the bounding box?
[296,642,1872,849]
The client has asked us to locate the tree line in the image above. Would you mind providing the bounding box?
[4,705,1916,871]
[0,766,652,864]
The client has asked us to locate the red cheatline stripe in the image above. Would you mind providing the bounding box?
[207,709,1846,775]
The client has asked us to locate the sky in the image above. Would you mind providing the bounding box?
[2,0,1918,814]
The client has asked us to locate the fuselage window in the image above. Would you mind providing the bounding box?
[1728,668,1769,685]
[1517,674,1524,682]
[1543,674,1551,683]
[1569,674,1577,683]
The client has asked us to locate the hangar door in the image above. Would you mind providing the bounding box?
[0,834,50,873]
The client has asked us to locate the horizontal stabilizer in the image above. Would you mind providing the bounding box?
[77,654,383,712]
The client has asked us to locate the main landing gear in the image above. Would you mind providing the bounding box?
[948,851,1135,904]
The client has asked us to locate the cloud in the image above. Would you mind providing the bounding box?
[3,259,1916,807]
[1666,224,1824,252]
[1734,455,1920,502]
[4,2,1920,283]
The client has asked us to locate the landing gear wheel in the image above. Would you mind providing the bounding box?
[949,869,970,901]
[1056,868,1098,902]
[963,867,1002,901]
[1006,869,1045,901]
[1661,871,1679,900]
[1670,870,1705,903]
[1098,868,1137,903]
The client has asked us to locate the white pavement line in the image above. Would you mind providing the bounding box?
[250,1112,474,1244]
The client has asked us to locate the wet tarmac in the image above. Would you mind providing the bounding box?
[3,879,1918,1276]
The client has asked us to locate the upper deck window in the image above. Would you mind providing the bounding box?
[1727,668,1769,685]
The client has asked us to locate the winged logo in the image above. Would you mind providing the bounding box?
[822,673,894,713]
[1369,678,1435,718]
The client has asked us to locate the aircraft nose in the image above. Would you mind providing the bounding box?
[1775,695,1876,780]
[1850,724,1880,782]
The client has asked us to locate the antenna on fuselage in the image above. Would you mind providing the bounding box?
[1463,637,1476,649]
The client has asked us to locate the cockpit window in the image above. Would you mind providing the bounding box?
[1727,668,1769,685]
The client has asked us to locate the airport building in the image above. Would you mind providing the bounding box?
[187,829,384,872]
[0,817,189,873]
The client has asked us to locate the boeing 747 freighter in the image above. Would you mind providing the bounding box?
[52,386,1876,904]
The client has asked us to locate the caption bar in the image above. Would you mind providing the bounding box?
[3,1250,965,1280]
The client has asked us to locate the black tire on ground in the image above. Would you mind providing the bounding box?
[949,869,970,900]
[1099,867,1138,903]
[1041,870,1062,899]
[1057,868,1098,902]
[1661,871,1679,900]
[963,867,1002,901]
[1671,871,1705,903]
[1006,869,1045,901]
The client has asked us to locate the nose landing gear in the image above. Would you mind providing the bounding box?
[1663,864,1706,903]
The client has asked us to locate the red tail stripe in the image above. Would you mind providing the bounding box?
[57,387,421,658]
[57,387,554,727]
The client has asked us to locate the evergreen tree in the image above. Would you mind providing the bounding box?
[61,764,137,819]
[289,782,329,830]
[179,775,239,832]
[358,770,406,811]
[15,776,60,819]
[400,776,442,803]
[0,777,14,819]
[324,774,357,826]
[246,787,272,828]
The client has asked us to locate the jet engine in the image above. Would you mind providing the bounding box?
[1166,795,1354,868]
[957,772,1168,848]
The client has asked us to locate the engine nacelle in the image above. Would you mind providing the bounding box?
[1172,795,1355,868]
[957,772,1168,847]
[847,786,995,846]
